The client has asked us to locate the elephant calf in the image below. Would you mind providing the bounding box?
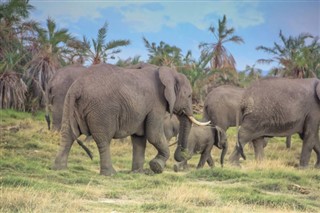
[173,125,227,172]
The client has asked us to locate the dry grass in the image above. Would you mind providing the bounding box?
[1,109,320,212]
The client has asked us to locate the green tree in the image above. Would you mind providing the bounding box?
[256,30,320,78]
[0,0,35,110]
[115,55,142,67]
[238,64,262,87]
[143,37,182,67]
[26,17,75,109]
[83,22,130,65]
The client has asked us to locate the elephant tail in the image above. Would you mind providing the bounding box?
[76,139,93,160]
[62,85,81,139]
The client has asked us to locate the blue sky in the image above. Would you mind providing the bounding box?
[30,0,319,72]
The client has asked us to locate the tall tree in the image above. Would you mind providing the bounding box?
[199,15,244,70]
[83,22,130,65]
[26,17,74,109]
[143,37,182,67]
[0,0,35,110]
[256,30,320,78]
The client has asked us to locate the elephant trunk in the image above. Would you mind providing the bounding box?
[220,142,228,168]
[174,114,192,162]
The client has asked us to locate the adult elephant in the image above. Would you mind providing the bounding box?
[204,85,292,162]
[46,64,87,131]
[53,65,209,175]
[229,78,320,168]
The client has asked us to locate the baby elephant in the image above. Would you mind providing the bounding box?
[173,125,227,172]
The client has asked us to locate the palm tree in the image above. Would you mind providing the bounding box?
[238,64,262,87]
[26,17,75,109]
[0,0,35,110]
[83,22,130,65]
[199,15,244,70]
[256,30,319,78]
[143,37,182,67]
[115,55,142,67]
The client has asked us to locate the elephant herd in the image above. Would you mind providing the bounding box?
[47,63,320,176]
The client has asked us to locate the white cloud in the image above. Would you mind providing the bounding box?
[30,1,265,32]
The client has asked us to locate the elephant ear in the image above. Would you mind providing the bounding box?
[159,67,177,116]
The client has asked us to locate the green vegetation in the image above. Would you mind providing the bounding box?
[1,109,320,212]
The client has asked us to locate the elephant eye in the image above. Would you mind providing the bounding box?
[188,94,192,98]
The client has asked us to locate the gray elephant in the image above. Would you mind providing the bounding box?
[163,114,227,170]
[204,85,292,161]
[173,125,227,172]
[53,64,209,175]
[229,78,320,168]
[46,64,88,131]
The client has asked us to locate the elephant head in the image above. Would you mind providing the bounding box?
[158,67,210,162]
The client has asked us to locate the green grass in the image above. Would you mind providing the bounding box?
[1,109,320,212]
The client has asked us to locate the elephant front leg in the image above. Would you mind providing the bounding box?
[206,155,215,168]
[313,141,320,169]
[93,133,116,176]
[148,137,170,174]
[131,135,147,173]
[300,132,318,168]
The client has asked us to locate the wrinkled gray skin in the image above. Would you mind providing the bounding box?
[53,64,197,175]
[229,78,320,168]
[173,125,227,172]
[163,113,180,141]
[46,64,88,131]
[163,114,227,170]
[204,85,292,163]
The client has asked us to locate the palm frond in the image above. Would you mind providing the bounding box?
[105,39,130,50]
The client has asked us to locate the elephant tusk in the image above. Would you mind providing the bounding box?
[187,115,211,126]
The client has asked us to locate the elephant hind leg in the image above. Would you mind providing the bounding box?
[197,144,214,169]
[131,135,147,173]
[92,133,116,176]
[229,125,256,166]
[53,127,77,170]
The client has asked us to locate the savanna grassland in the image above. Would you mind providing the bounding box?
[1,109,320,213]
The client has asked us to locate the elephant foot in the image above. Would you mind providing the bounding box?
[173,164,180,172]
[149,159,165,174]
[174,162,187,172]
[52,160,67,170]
[131,168,145,174]
[229,161,241,168]
[100,168,117,176]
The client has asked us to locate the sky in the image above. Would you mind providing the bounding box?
[29,0,320,72]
